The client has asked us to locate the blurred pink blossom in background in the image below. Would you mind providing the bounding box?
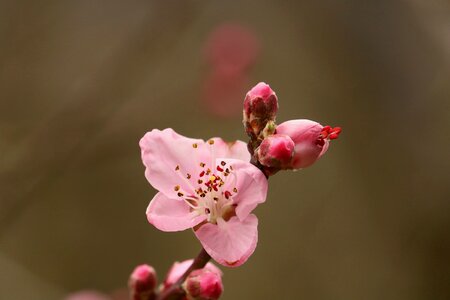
[202,23,260,118]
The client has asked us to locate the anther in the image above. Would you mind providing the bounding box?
[192,143,198,148]
[233,187,238,193]
[186,173,191,179]
[208,139,215,145]
[198,179,203,184]
[175,165,180,171]
[221,161,226,166]
[199,171,205,177]
[177,192,184,197]
[174,185,180,191]
[200,162,206,167]
[217,166,224,172]
[224,191,232,199]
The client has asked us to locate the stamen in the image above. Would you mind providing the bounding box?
[321,125,341,140]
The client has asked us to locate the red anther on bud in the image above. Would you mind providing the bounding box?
[128,264,157,300]
[256,134,295,169]
[243,82,279,139]
[276,119,341,169]
[183,269,224,300]
[320,126,341,140]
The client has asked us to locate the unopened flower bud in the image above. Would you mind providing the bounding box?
[243,82,278,139]
[256,134,295,169]
[183,269,224,300]
[128,264,157,300]
[276,119,341,169]
[163,260,222,290]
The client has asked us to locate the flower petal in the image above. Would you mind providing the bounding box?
[219,159,268,221]
[195,215,258,267]
[140,128,210,197]
[210,138,250,162]
[146,192,207,232]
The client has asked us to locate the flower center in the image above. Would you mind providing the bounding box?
[173,140,238,224]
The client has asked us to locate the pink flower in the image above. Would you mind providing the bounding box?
[202,23,260,118]
[140,129,268,267]
[203,23,260,75]
[276,119,341,169]
[164,259,222,289]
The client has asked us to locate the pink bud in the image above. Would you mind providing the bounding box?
[276,119,341,169]
[164,260,222,290]
[256,134,295,169]
[243,82,279,138]
[128,264,157,300]
[183,269,224,300]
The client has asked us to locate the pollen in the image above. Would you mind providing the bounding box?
[209,175,216,182]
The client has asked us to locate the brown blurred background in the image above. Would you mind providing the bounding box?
[1,1,449,299]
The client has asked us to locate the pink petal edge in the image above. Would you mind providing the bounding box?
[195,215,259,267]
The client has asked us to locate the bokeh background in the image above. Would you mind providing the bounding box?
[1,1,449,299]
